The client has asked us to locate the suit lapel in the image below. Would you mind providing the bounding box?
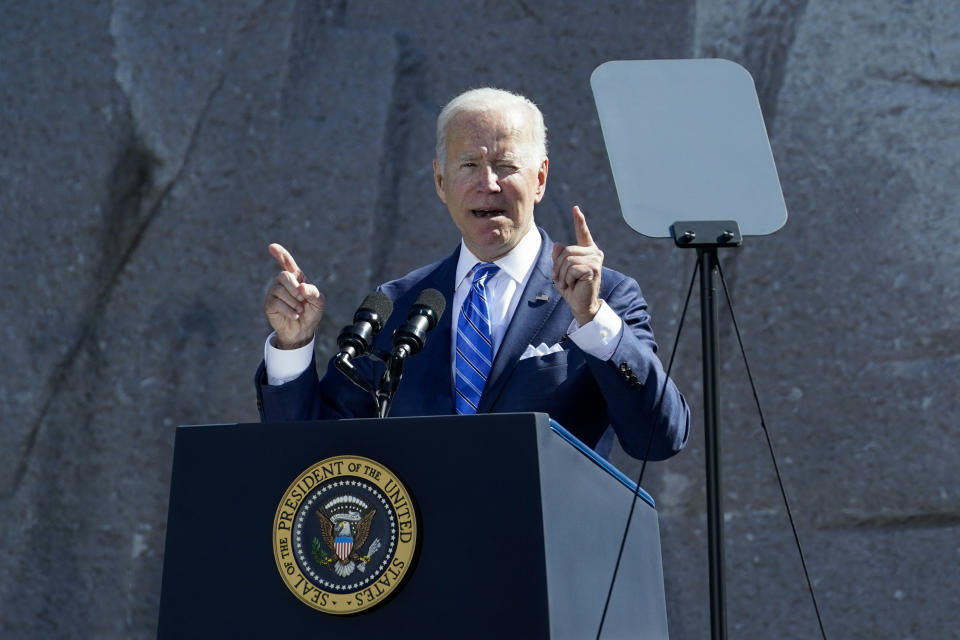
[478,230,563,413]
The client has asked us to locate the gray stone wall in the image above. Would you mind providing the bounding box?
[1,1,956,637]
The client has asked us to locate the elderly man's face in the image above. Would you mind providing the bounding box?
[433,108,548,262]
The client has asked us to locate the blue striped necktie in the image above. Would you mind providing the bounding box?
[455,262,500,414]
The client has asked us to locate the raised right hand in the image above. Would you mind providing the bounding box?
[264,243,325,349]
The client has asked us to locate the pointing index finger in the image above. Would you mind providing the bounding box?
[572,206,594,247]
[269,243,302,279]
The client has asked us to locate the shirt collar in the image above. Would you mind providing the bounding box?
[455,225,542,289]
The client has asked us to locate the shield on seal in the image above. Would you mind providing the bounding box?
[334,536,353,562]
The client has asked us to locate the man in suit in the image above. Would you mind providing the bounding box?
[257,87,688,461]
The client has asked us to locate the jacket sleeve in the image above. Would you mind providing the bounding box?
[584,274,690,460]
[255,353,380,422]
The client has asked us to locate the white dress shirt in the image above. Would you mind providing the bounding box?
[265,225,623,387]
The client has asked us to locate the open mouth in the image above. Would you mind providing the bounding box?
[471,209,505,218]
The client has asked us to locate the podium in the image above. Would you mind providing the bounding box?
[158,413,669,638]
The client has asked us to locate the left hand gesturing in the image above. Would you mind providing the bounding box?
[552,206,604,326]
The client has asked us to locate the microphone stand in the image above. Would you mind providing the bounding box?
[376,348,409,419]
[334,342,414,419]
[334,352,375,394]
[334,348,393,417]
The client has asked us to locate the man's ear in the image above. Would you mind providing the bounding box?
[534,157,549,203]
[433,159,447,204]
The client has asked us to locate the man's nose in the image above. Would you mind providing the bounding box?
[477,165,501,192]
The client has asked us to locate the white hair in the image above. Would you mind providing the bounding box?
[435,87,548,174]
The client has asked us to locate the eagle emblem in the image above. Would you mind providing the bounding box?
[315,495,381,578]
[274,456,418,614]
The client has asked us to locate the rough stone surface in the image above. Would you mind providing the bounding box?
[1,1,957,638]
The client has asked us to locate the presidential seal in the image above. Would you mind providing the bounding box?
[272,456,418,614]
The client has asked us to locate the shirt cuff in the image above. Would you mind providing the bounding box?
[566,301,623,361]
[264,332,314,386]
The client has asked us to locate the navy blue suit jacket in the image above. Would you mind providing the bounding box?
[256,228,689,460]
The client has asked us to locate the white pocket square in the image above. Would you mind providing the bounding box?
[520,342,565,360]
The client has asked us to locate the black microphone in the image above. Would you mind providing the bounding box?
[336,291,394,360]
[391,288,447,359]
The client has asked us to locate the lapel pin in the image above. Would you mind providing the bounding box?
[535,293,550,302]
